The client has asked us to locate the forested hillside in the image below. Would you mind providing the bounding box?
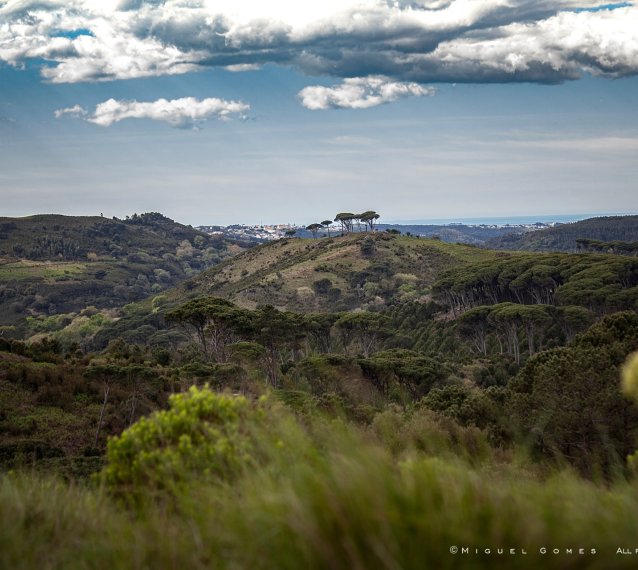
[0,213,247,328]
[377,223,529,244]
[3,228,638,569]
[3,231,638,466]
[486,215,638,252]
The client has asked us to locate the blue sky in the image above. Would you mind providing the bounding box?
[1,0,637,226]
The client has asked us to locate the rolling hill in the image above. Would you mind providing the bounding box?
[0,213,248,328]
[165,232,503,313]
[86,230,638,352]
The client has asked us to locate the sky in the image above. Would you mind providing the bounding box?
[0,0,637,226]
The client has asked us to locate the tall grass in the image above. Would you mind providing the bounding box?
[3,402,638,569]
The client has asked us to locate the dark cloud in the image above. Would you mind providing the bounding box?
[0,1,636,84]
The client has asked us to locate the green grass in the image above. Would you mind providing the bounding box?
[3,400,638,569]
[0,260,87,281]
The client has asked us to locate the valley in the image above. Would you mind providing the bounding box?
[1,212,638,569]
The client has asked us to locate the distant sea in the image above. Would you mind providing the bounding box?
[385,213,635,227]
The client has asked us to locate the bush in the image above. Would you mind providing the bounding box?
[312,278,333,295]
[622,351,638,403]
[101,386,269,503]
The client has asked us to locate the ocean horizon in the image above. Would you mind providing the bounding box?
[383,213,637,227]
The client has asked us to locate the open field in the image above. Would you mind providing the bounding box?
[0,259,88,281]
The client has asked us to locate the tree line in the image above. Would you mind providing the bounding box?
[576,238,638,256]
[165,297,394,388]
[433,253,638,315]
[305,211,380,238]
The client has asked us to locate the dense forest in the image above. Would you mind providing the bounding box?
[2,214,638,568]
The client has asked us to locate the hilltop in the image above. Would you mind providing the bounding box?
[166,232,502,313]
[0,213,248,328]
[486,215,638,252]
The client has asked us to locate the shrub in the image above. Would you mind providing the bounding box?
[312,278,333,295]
[622,351,638,404]
[101,386,269,503]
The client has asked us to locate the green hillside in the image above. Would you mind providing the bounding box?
[80,232,638,353]
[0,213,247,328]
[169,232,502,312]
[486,215,638,252]
[3,226,638,569]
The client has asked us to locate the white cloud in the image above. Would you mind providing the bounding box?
[54,96,249,127]
[299,76,435,110]
[1,1,637,84]
[420,8,638,82]
[225,63,261,72]
[54,104,87,118]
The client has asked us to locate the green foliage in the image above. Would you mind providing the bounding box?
[507,312,638,476]
[371,405,491,462]
[359,210,380,231]
[358,349,447,398]
[359,235,376,256]
[419,385,506,443]
[335,312,390,356]
[102,386,266,502]
[334,212,356,233]
[434,252,638,313]
[25,313,73,333]
[577,238,638,256]
[8,420,638,569]
[166,297,249,362]
[305,223,323,239]
[311,277,333,294]
[622,351,638,404]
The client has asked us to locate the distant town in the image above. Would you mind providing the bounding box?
[197,224,301,242]
[196,220,564,244]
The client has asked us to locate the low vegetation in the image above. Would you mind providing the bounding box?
[4,384,638,569]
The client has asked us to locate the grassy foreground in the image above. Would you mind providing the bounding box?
[3,390,638,570]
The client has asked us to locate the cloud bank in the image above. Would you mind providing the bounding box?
[55,96,249,127]
[1,1,637,85]
[299,76,435,110]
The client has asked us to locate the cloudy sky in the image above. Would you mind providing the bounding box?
[1,0,637,225]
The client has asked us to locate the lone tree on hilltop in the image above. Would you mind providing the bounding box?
[321,220,332,237]
[306,223,323,239]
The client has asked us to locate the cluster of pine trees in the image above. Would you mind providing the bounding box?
[305,211,380,237]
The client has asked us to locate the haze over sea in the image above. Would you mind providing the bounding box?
[386,213,638,227]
